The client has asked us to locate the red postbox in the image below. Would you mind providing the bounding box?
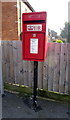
[22,12,48,61]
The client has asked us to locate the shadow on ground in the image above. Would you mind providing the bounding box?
[2,91,70,119]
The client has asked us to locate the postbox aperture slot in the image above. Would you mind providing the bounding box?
[23,20,46,23]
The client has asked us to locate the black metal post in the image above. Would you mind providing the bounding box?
[33,61,38,108]
[23,60,42,111]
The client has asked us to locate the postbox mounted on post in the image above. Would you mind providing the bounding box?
[22,12,48,61]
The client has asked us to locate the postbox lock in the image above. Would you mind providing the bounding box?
[33,34,36,37]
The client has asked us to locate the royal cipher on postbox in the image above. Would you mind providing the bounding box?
[22,12,48,61]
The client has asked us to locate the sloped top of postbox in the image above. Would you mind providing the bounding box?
[22,12,47,21]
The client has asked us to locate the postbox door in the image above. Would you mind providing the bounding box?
[24,33,45,60]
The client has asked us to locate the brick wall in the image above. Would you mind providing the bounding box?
[0,2,2,40]
[2,2,18,40]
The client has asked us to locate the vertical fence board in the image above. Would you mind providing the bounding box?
[48,43,55,91]
[53,43,61,92]
[28,61,34,87]
[9,41,14,83]
[65,44,68,94]
[3,41,10,82]
[38,62,43,89]
[12,41,18,84]
[17,62,24,84]
[68,44,70,94]
[2,41,6,82]
[16,41,23,84]
[6,41,10,83]
[17,41,22,62]
[23,61,29,86]
[59,44,67,93]
[43,45,49,89]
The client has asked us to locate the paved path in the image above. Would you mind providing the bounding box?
[2,91,70,119]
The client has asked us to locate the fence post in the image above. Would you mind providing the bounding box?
[0,41,4,95]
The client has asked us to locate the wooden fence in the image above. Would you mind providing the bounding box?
[2,41,70,94]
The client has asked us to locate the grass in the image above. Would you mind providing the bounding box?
[4,82,32,97]
[4,82,70,103]
[38,89,70,103]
